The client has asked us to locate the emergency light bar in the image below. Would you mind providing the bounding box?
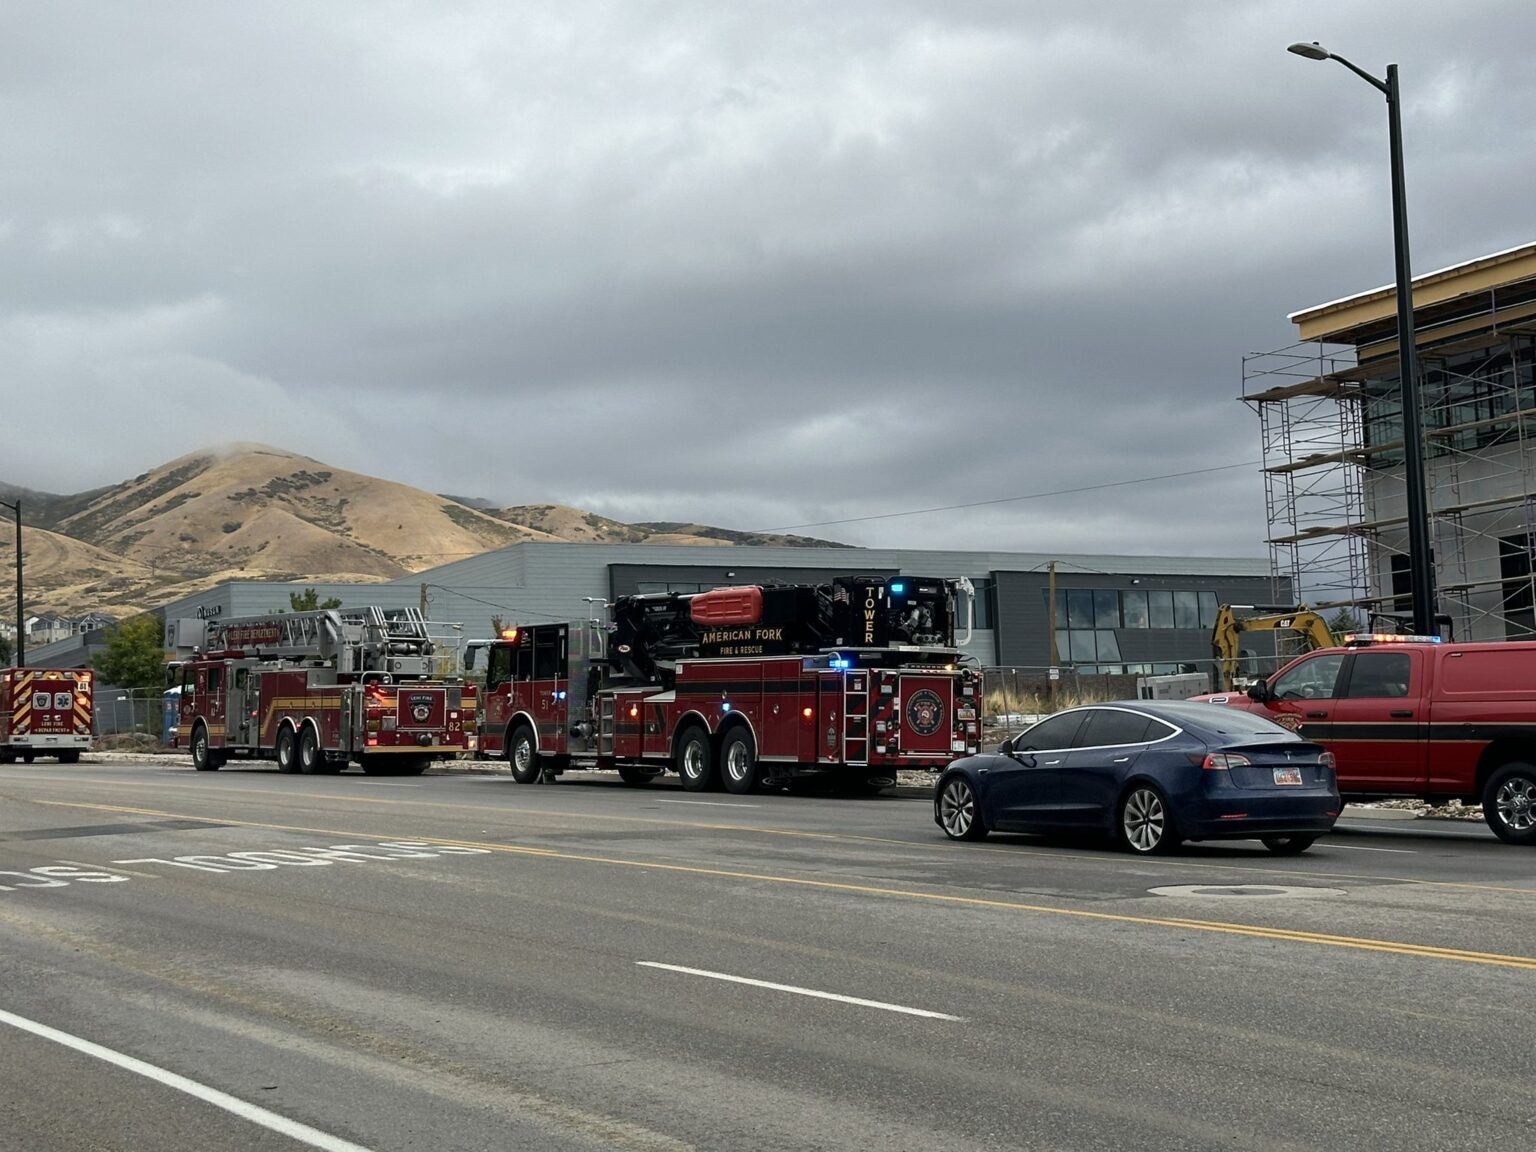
[1342,633,1444,646]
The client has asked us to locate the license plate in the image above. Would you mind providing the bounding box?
[1273,766,1303,786]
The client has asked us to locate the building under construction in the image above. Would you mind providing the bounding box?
[1246,243,1536,641]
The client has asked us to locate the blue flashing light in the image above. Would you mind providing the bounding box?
[721,701,732,712]
[890,582,905,594]
[830,658,851,670]
[555,690,567,700]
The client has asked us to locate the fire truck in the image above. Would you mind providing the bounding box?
[0,667,93,764]
[464,575,983,794]
[171,607,473,775]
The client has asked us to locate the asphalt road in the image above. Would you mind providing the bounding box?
[0,760,1532,1152]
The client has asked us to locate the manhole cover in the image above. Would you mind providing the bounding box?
[1147,884,1346,899]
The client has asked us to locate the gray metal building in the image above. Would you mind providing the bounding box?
[127,542,1281,679]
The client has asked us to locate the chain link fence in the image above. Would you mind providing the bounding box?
[94,686,168,742]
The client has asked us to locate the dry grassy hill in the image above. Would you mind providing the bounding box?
[5,445,844,618]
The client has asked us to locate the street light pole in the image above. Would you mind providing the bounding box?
[1289,42,1437,635]
[0,497,21,667]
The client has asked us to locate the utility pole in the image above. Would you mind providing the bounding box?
[1,498,21,668]
[1045,560,1058,709]
[420,582,429,618]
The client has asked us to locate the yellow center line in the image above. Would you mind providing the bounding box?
[30,797,1536,973]
[5,772,1533,896]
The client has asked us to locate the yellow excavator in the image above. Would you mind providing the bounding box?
[1210,605,1337,692]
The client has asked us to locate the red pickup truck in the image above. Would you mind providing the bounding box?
[1191,636,1536,844]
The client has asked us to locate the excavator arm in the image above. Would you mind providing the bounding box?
[1211,605,1337,692]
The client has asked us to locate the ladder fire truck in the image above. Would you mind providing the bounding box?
[171,607,473,775]
[464,575,983,794]
[1,667,93,764]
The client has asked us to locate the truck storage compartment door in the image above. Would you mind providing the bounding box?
[896,674,956,758]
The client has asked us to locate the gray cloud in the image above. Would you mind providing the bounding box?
[4,0,1534,559]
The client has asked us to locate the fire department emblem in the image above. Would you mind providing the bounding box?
[1273,713,1304,732]
[408,694,433,724]
[905,690,944,737]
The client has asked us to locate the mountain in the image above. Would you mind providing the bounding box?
[3,445,846,618]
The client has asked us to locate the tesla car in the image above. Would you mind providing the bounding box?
[934,701,1339,854]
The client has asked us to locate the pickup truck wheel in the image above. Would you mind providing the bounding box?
[508,725,541,784]
[1483,763,1536,845]
[1261,835,1317,855]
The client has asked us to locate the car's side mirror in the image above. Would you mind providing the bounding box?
[1247,682,1271,703]
[997,736,1015,755]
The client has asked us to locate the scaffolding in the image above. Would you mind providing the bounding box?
[1246,299,1536,641]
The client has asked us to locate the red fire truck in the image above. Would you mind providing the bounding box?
[465,576,983,794]
[1,667,93,763]
[172,607,473,775]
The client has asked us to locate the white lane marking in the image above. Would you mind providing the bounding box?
[1323,843,1416,854]
[655,799,761,808]
[352,782,421,787]
[0,1006,378,1152]
[636,962,963,1021]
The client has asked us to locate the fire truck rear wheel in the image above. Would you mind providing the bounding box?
[298,726,322,774]
[618,763,653,787]
[720,730,759,795]
[0,750,14,764]
[677,727,716,792]
[58,750,81,764]
[275,726,299,774]
[508,725,541,784]
[1483,762,1536,845]
[22,752,35,764]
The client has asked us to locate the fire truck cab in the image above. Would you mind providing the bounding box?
[466,576,984,794]
[1,668,93,763]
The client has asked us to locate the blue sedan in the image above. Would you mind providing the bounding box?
[934,701,1340,854]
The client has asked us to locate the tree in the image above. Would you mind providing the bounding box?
[289,587,343,612]
[92,615,167,691]
[1325,608,1359,640]
[0,632,10,664]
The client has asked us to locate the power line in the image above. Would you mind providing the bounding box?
[754,461,1262,533]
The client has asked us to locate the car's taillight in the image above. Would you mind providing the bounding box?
[1201,752,1252,770]
[1319,751,1336,771]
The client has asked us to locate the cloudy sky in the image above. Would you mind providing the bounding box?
[4,0,1532,556]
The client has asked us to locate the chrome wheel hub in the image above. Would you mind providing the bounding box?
[726,744,749,780]
[1496,778,1536,831]
[683,742,704,779]
[513,741,532,771]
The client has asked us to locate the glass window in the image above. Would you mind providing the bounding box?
[533,630,564,680]
[513,643,534,681]
[1272,653,1346,701]
[1343,652,1411,699]
[1068,631,1096,662]
[1079,709,1154,748]
[635,582,667,594]
[1121,590,1149,628]
[1055,589,1068,629]
[1094,590,1119,628]
[1148,591,1174,629]
[1152,662,1178,674]
[208,666,222,695]
[1198,592,1219,629]
[1143,718,1178,741]
[487,645,512,691]
[1095,630,1121,661]
[1016,711,1087,752]
[1067,590,1095,629]
[1173,591,1200,629]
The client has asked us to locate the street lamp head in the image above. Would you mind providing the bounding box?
[1287,41,1331,61]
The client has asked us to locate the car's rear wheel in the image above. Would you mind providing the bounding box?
[1261,835,1317,855]
[1118,784,1176,854]
[1484,762,1536,845]
[937,775,988,840]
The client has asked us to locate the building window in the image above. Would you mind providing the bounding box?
[1173,590,1200,629]
[1500,534,1535,639]
[1122,590,1149,628]
[1148,590,1174,628]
